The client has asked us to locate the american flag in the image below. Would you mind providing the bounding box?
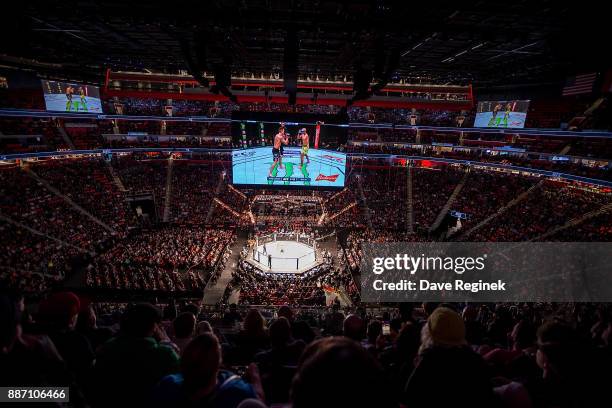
[562,73,597,96]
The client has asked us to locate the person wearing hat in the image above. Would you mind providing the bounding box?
[38,291,95,394]
[401,307,499,407]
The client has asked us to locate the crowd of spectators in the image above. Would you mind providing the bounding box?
[227,243,333,306]
[0,117,69,153]
[0,166,113,251]
[95,227,233,269]
[86,227,234,293]
[2,291,610,408]
[32,158,134,237]
[472,182,611,241]
[170,162,219,224]
[452,170,538,233]
[112,155,168,217]
[0,221,81,286]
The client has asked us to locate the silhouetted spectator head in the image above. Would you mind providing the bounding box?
[421,307,466,352]
[180,333,221,392]
[173,312,196,339]
[196,320,213,335]
[0,294,20,352]
[367,319,382,344]
[243,309,266,337]
[292,320,315,344]
[399,303,415,322]
[462,304,479,322]
[278,305,294,322]
[536,321,578,379]
[603,322,611,347]
[291,337,394,408]
[396,322,421,360]
[390,318,403,338]
[343,314,364,342]
[182,303,200,317]
[269,317,292,347]
[77,303,97,332]
[422,302,440,317]
[120,303,161,337]
[511,319,535,350]
[162,303,178,321]
[38,291,81,329]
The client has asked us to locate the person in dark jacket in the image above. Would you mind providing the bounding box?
[93,303,179,407]
[402,307,500,408]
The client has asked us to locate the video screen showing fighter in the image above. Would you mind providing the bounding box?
[298,128,310,166]
[269,123,290,177]
[232,121,346,188]
[41,80,103,113]
[475,100,530,128]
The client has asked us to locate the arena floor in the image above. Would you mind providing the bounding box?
[250,240,318,273]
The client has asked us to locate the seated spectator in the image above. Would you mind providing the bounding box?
[256,317,304,367]
[224,303,243,325]
[322,304,344,336]
[196,320,213,336]
[93,303,179,407]
[364,319,383,354]
[229,309,270,365]
[463,304,486,345]
[255,317,305,403]
[0,293,77,393]
[290,337,395,408]
[37,292,95,391]
[484,319,537,377]
[379,322,421,402]
[534,320,608,407]
[402,307,499,407]
[153,333,264,408]
[76,301,114,351]
[277,305,294,322]
[343,314,365,342]
[291,320,316,345]
[173,312,196,353]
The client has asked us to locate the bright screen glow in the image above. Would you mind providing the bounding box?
[232,147,346,188]
[41,80,103,113]
[474,100,530,128]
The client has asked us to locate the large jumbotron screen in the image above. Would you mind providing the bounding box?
[232,147,346,188]
[231,112,347,189]
[41,80,103,113]
[474,100,530,128]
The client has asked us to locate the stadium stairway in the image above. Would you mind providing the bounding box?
[429,170,470,233]
[205,173,226,224]
[356,174,373,229]
[532,201,612,242]
[56,122,76,149]
[105,161,127,192]
[407,165,414,234]
[25,167,116,235]
[0,213,87,256]
[162,157,174,222]
[202,233,247,305]
[459,180,544,240]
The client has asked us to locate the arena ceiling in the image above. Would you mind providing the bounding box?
[1,1,607,90]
